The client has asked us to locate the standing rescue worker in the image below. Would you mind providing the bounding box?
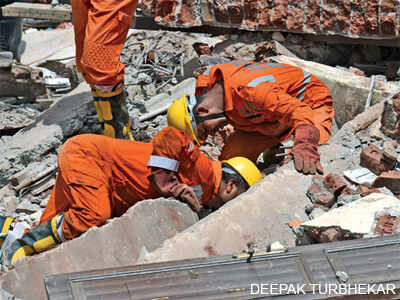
[71,0,137,139]
[0,127,262,270]
[167,60,334,175]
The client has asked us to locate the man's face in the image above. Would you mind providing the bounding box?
[209,180,246,210]
[149,168,179,197]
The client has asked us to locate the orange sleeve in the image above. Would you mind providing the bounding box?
[195,73,212,96]
[237,83,316,129]
[151,126,219,205]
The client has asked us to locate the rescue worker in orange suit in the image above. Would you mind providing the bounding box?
[0,127,262,270]
[167,60,334,175]
[71,0,137,140]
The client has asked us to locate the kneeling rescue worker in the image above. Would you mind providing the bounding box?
[0,127,262,270]
[167,60,334,175]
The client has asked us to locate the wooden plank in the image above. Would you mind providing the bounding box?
[1,2,72,21]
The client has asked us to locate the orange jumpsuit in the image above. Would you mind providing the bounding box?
[71,0,137,86]
[196,60,334,162]
[40,127,221,240]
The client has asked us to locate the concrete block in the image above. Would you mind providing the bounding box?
[380,95,400,139]
[343,168,378,188]
[0,199,198,300]
[0,82,97,189]
[373,170,400,194]
[302,193,400,239]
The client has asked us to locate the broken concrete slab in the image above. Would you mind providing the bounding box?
[272,55,399,127]
[0,63,46,99]
[0,82,98,189]
[0,198,198,300]
[302,193,400,241]
[0,103,39,134]
[21,28,75,66]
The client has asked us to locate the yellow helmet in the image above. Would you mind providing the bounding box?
[222,156,262,187]
[167,95,199,144]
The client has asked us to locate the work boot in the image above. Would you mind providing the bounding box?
[92,83,134,140]
[0,216,15,248]
[1,214,65,270]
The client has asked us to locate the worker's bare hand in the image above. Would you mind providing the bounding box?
[171,184,202,213]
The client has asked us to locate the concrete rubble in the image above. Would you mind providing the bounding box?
[1,8,400,299]
[301,193,400,243]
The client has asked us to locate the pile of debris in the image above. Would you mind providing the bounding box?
[300,93,400,243]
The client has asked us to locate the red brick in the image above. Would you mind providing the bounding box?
[337,0,350,33]
[228,4,243,24]
[306,0,321,31]
[365,1,379,34]
[393,93,400,114]
[381,0,396,13]
[323,0,337,6]
[321,9,336,30]
[352,0,366,10]
[338,0,351,14]
[289,0,304,5]
[201,0,214,23]
[259,7,272,27]
[374,214,400,235]
[337,15,350,33]
[318,228,340,243]
[323,173,348,197]
[381,16,396,35]
[287,8,304,30]
[351,11,366,35]
[271,4,288,28]
[213,0,228,23]
[177,0,197,25]
[306,183,335,207]
[360,145,395,175]
[155,0,178,23]
[244,0,258,27]
[141,0,157,15]
[373,170,400,194]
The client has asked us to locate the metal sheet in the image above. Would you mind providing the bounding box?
[45,234,400,300]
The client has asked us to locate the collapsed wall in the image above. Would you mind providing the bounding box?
[142,0,400,39]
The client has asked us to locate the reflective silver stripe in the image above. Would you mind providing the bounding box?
[297,70,311,101]
[246,64,285,71]
[191,185,203,201]
[56,214,66,242]
[148,156,180,172]
[247,75,276,87]
[187,95,198,135]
